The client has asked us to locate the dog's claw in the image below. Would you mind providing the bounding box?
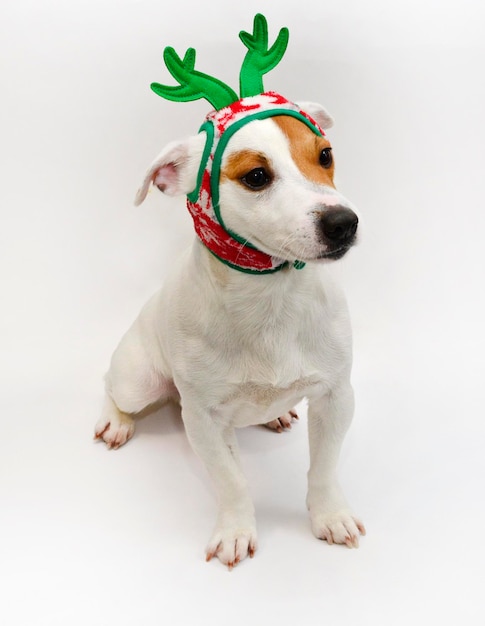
[94,424,110,440]
[206,542,221,563]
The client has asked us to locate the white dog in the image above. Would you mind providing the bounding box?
[95,93,365,568]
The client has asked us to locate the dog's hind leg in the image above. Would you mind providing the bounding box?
[264,409,299,433]
[94,315,176,450]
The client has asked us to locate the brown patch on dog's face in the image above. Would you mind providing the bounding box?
[222,150,275,192]
[221,150,273,182]
[273,116,336,188]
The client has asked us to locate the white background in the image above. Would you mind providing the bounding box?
[1,0,485,624]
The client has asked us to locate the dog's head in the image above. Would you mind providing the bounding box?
[135,97,359,269]
[135,16,359,272]
[215,103,359,264]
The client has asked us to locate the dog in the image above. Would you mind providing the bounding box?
[94,90,365,568]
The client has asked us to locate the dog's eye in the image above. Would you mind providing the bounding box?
[319,148,333,169]
[241,168,272,190]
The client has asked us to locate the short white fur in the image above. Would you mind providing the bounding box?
[95,104,365,568]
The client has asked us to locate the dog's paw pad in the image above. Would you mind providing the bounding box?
[94,415,135,450]
[311,511,365,548]
[264,409,299,433]
[206,528,258,569]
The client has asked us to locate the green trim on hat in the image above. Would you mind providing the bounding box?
[187,120,214,204]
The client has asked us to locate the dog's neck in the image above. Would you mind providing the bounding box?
[189,240,332,388]
[193,239,315,297]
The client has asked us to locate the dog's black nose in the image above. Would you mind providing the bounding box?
[320,207,358,243]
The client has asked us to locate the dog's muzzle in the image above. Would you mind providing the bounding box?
[317,206,358,259]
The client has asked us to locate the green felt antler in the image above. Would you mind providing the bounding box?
[239,14,289,98]
[151,15,289,110]
[151,46,238,110]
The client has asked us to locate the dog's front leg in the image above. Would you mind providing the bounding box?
[181,403,257,569]
[307,382,366,548]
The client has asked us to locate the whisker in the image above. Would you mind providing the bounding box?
[231,229,313,266]
[234,237,252,263]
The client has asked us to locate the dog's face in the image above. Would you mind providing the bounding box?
[135,103,358,264]
[218,115,358,262]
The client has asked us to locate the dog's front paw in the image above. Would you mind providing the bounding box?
[264,409,299,433]
[310,510,366,548]
[206,524,258,570]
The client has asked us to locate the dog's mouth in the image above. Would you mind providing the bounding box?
[317,243,354,261]
[248,233,356,265]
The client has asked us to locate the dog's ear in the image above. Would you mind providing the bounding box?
[134,132,206,206]
[298,102,334,130]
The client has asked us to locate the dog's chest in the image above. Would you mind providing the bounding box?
[166,252,352,426]
[218,375,324,428]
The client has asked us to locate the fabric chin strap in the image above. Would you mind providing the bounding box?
[187,195,290,274]
[186,92,325,274]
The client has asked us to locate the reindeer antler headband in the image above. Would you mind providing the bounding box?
[150,14,325,274]
[151,14,289,109]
